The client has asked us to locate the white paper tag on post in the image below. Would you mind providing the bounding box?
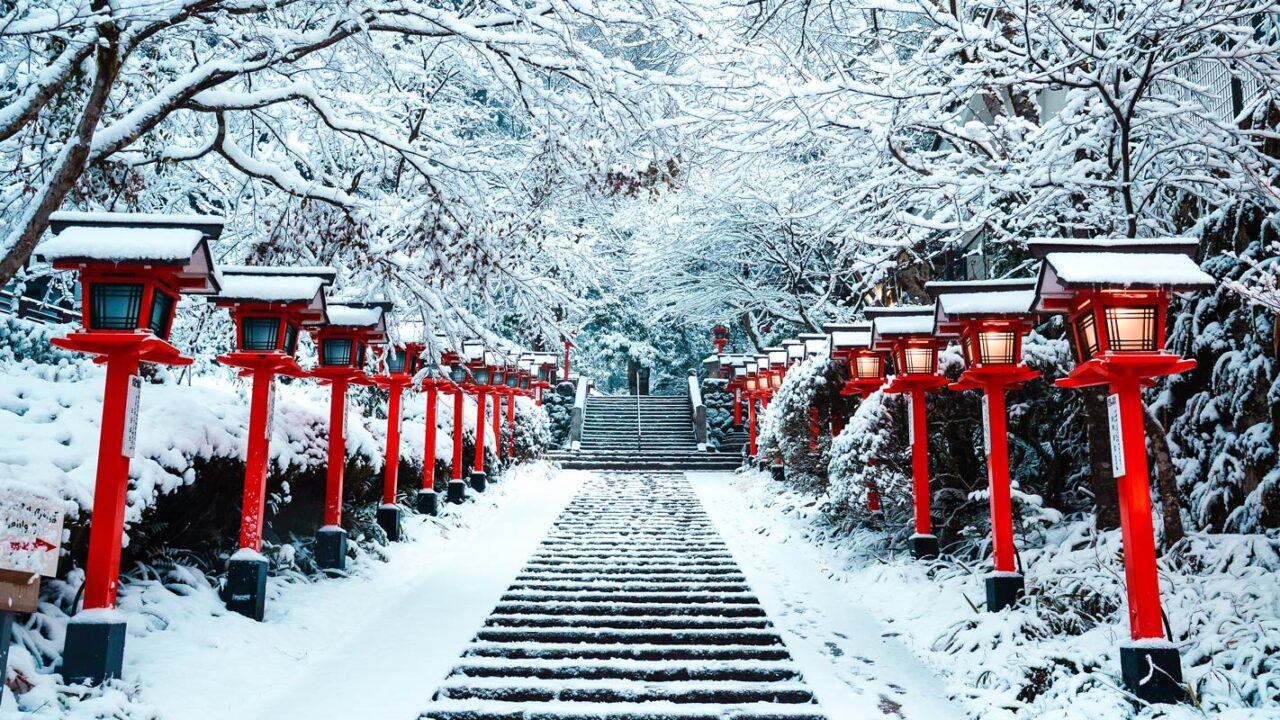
[121,374,142,458]
[1107,393,1126,477]
[906,393,915,445]
[264,381,277,440]
[981,395,992,457]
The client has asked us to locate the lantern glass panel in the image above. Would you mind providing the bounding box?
[241,316,281,352]
[283,322,299,356]
[746,378,757,391]
[473,367,490,385]
[450,364,467,383]
[356,342,367,369]
[88,283,144,330]
[855,354,882,380]
[977,330,1018,365]
[548,369,559,384]
[771,373,781,389]
[1105,305,1159,352]
[521,375,530,390]
[901,346,936,376]
[492,370,505,387]
[148,290,175,339]
[961,335,975,366]
[1074,311,1099,362]
[321,338,353,366]
[387,349,408,374]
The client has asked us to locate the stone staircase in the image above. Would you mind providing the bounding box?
[549,395,742,471]
[420,472,827,720]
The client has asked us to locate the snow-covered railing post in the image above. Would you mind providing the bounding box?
[372,339,422,542]
[569,376,589,452]
[307,302,391,572]
[37,211,224,685]
[213,265,334,620]
[867,306,949,561]
[1030,237,1215,704]
[688,371,707,451]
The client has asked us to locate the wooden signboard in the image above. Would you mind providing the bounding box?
[0,487,64,612]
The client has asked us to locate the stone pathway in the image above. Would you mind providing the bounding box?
[420,471,828,719]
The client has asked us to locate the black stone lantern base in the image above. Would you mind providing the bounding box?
[377,505,403,541]
[315,526,348,572]
[1121,643,1186,705]
[447,479,468,504]
[911,534,940,560]
[984,572,1025,612]
[470,471,488,493]
[61,615,127,685]
[225,553,269,621]
[418,489,440,516]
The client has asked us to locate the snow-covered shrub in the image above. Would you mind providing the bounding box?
[510,395,550,462]
[757,355,846,488]
[827,391,908,528]
[542,382,574,448]
[1167,220,1280,532]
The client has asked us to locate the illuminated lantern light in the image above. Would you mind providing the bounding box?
[213,265,335,621]
[38,211,223,685]
[868,305,949,560]
[1031,237,1214,704]
[928,278,1042,615]
[307,301,390,572]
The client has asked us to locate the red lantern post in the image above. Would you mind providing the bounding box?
[372,340,422,541]
[213,265,333,620]
[464,342,494,492]
[929,279,1042,612]
[307,302,389,571]
[442,349,469,504]
[711,324,730,353]
[1031,238,1213,703]
[38,211,223,684]
[869,306,949,560]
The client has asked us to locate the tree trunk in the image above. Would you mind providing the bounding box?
[1144,405,1186,548]
[1082,387,1121,530]
[0,16,119,287]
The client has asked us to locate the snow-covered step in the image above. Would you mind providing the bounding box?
[420,471,826,720]
[434,677,816,704]
[453,658,801,683]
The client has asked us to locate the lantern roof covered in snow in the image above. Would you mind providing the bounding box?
[868,305,939,352]
[322,301,390,342]
[927,278,1039,336]
[823,322,873,354]
[214,266,333,324]
[1029,238,1215,313]
[39,211,224,294]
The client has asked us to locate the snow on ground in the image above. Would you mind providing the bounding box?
[691,469,1280,720]
[689,471,966,720]
[3,462,585,720]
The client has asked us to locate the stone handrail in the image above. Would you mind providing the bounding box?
[569,376,590,451]
[688,371,707,451]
